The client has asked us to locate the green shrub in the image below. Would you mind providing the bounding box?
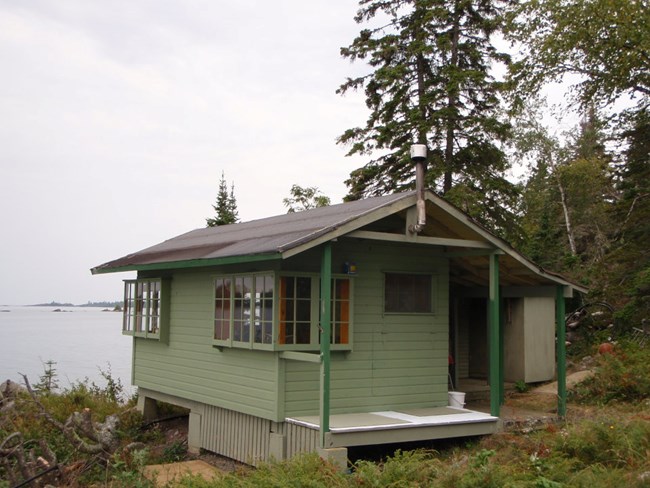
[570,342,650,404]
[515,380,530,393]
[109,448,154,488]
[554,418,650,469]
[352,449,438,486]
[220,453,347,487]
[160,440,187,463]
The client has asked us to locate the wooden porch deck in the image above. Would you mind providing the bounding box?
[286,407,499,448]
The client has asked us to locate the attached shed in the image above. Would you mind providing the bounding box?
[92,190,584,465]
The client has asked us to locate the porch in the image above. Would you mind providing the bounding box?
[286,406,498,449]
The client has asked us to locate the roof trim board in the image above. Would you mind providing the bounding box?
[279,195,417,259]
[347,230,494,249]
[90,252,281,275]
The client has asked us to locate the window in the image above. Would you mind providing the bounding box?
[279,276,313,345]
[214,277,231,341]
[213,273,274,347]
[123,279,167,339]
[279,275,351,348]
[331,278,350,345]
[215,272,352,350]
[384,273,432,313]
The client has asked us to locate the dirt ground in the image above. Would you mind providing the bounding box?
[151,417,249,474]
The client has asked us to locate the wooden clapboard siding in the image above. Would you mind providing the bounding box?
[133,239,449,421]
[284,240,449,417]
[133,269,280,420]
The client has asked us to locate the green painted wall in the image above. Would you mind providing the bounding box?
[133,266,281,421]
[131,240,449,421]
[283,240,449,417]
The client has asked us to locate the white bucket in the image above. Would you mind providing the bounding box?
[448,391,466,408]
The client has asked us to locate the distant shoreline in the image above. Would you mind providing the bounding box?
[29,301,124,308]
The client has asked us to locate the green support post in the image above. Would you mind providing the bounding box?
[489,253,501,417]
[499,297,505,405]
[319,242,332,448]
[556,285,567,417]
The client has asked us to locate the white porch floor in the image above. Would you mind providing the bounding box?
[287,406,497,433]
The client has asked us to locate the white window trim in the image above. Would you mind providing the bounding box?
[212,272,275,351]
[213,271,353,351]
[122,278,169,341]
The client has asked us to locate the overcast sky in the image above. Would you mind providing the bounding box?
[0,1,374,305]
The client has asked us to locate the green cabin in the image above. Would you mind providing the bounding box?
[92,190,584,465]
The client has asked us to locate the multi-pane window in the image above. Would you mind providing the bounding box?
[123,279,162,339]
[279,276,312,345]
[331,278,350,345]
[214,273,274,347]
[214,278,231,341]
[214,272,351,349]
[254,275,274,344]
[233,276,253,343]
[384,273,432,313]
[279,275,351,347]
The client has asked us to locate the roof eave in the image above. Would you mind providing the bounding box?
[90,252,282,275]
[424,191,588,294]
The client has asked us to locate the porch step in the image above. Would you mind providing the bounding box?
[465,389,491,402]
[455,380,514,403]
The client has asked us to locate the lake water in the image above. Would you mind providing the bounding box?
[0,306,133,395]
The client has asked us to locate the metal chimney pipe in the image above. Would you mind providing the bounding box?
[409,144,427,234]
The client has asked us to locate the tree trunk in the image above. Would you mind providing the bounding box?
[443,2,461,194]
[556,174,577,255]
[416,53,428,146]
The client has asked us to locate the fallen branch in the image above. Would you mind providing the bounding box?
[21,374,118,458]
[0,431,59,487]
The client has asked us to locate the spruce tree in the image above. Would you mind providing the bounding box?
[338,0,519,239]
[206,172,239,227]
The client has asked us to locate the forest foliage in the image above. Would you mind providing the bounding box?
[338,0,650,329]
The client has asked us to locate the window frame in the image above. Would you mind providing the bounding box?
[212,272,276,351]
[277,273,320,348]
[383,271,435,315]
[213,271,353,351]
[122,278,170,341]
[277,273,353,352]
[331,276,352,348]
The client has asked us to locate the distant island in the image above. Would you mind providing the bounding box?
[31,301,124,308]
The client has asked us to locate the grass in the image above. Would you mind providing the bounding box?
[2,342,649,487]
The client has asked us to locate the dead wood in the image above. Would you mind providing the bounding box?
[21,374,120,458]
[1,375,146,486]
[0,431,59,487]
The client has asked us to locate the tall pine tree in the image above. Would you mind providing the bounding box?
[206,172,239,227]
[338,0,520,239]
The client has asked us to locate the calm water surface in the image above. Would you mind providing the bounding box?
[0,306,133,394]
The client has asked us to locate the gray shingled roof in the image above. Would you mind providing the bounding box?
[91,192,412,273]
[91,189,586,293]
